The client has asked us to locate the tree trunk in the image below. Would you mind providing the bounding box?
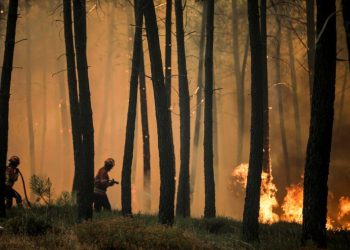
[242,0,265,242]
[121,0,143,217]
[25,5,36,183]
[73,0,95,221]
[97,3,115,165]
[144,0,176,225]
[342,0,350,69]
[203,0,215,219]
[139,43,151,212]
[175,0,191,218]
[287,28,302,166]
[63,0,83,195]
[0,0,18,218]
[274,18,290,185]
[302,0,336,247]
[232,0,245,165]
[261,0,270,174]
[337,66,348,130]
[307,0,315,102]
[190,0,207,204]
[165,0,172,111]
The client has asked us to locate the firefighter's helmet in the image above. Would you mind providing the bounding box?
[104,158,115,168]
[9,155,20,166]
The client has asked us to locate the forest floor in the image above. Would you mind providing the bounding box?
[0,206,349,249]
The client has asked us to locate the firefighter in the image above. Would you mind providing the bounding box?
[93,158,118,212]
[5,156,22,208]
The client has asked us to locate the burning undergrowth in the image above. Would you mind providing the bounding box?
[230,163,350,230]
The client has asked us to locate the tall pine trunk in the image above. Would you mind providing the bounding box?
[139,43,151,212]
[232,0,245,165]
[121,0,143,217]
[242,0,265,242]
[25,5,36,182]
[261,0,270,174]
[287,28,302,166]
[144,0,176,225]
[203,0,215,219]
[342,0,350,69]
[0,0,18,218]
[165,0,172,112]
[73,0,95,221]
[175,0,191,218]
[274,18,290,184]
[302,0,336,247]
[63,0,82,194]
[307,0,315,102]
[190,1,206,204]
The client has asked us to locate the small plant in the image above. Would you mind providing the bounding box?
[30,175,53,206]
[56,191,74,207]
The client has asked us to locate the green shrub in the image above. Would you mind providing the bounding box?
[5,212,52,236]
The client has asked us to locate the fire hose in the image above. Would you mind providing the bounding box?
[17,169,32,208]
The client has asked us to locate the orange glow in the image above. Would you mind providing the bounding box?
[281,183,303,223]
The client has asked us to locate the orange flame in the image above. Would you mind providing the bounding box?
[337,196,350,230]
[281,183,303,223]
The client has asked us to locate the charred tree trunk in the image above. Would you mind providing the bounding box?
[63,0,82,194]
[190,0,206,204]
[287,28,302,166]
[302,0,336,247]
[25,5,36,182]
[242,0,265,242]
[307,0,315,102]
[261,0,270,174]
[165,0,172,112]
[175,0,191,218]
[274,19,290,185]
[232,0,245,165]
[203,0,215,219]
[0,0,18,218]
[144,0,176,225]
[342,0,350,68]
[121,0,143,217]
[139,44,151,212]
[73,0,95,221]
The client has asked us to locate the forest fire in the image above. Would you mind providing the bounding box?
[231,164,350,230]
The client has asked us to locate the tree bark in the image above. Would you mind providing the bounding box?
[274,18,290,185]
[307,0,315,102]
[342,0,350,69]
[242,0,265,242]
[190,0,207,204]
[302,0,336,247]
[121,0,143,217]
[203,0,215,219]
[144,0,176,225]
[232,0,245,165]
[139,43,151,212]
[25,4,36,183]
[0,0,18,218]
[73,0,95,221]
[261,0,270,174]
[175,0,191,218]
[287,28,302,166]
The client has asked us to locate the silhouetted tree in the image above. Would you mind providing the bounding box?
[144,0,176,225]
[175,0,191,218]
[0,0,18,218]
[307,0,315,102]
[242,0,265,242]
[165,0,172,110]
[302,0,336,247]
[203,0,215,219]
[121,0,143,217]
[73,0,95,221]
[342,0,350,68]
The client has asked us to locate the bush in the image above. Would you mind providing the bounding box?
[5,212,52,236]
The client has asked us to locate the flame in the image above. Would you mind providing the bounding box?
[231,164,350,230]
[281,183,303,223]
[231,164,279,224]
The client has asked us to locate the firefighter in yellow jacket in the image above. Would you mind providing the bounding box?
[5,156,22,208]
